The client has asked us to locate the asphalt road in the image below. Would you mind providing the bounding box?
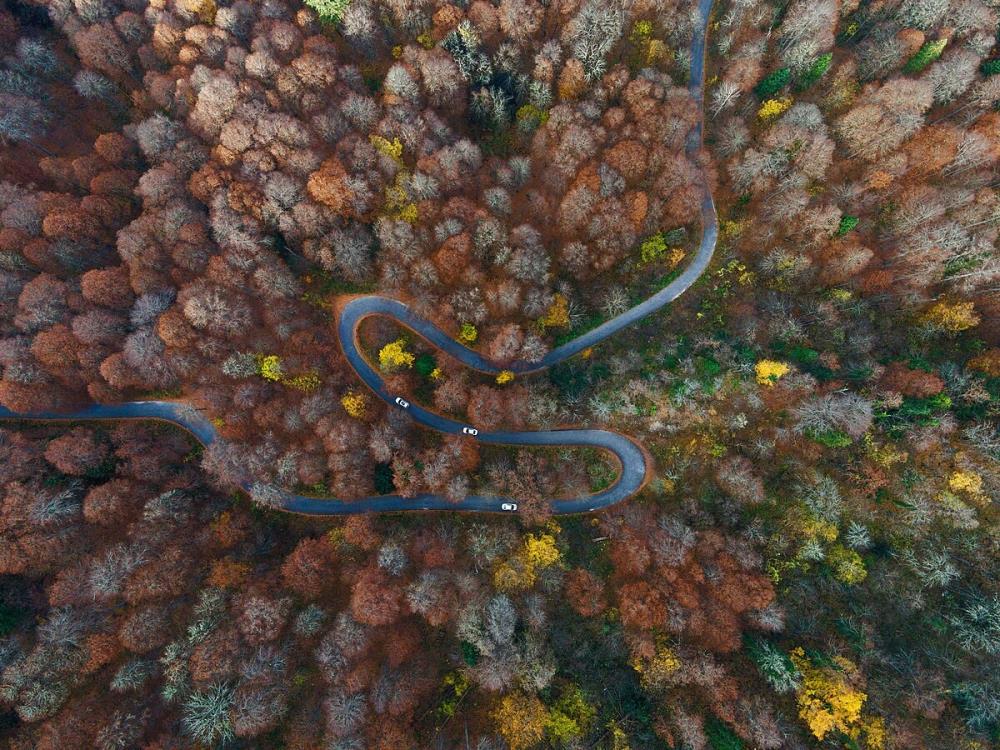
[0,0,718,516]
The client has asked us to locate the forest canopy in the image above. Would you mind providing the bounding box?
[0,0,998,747]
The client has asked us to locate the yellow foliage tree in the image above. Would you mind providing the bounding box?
[493,693,548,750]
[719,219,745,240]
[828,544,867,585]
[936,489,978,517]
[459,323,478,343]
[796,513,839,544]
[523,532,560,568]
[255,354,320,391]
[382,173,419,223]
[340,391,368,418]
[183,0,216,22]
[541,294,570,328]
[378,339,415,372]
[494,532,562,592]
[284,372,321,392]
[921,300,980,332]
[949,469,983,495]
[496,370,515,385]
[258,354,284,381]
[864,716,887,750]
[755,359,790,385]
[369,135,404,164]
[545,685,596,744]
[628,20,669,67]
[633,640,681,689]
[758,97,793,120]
[494,555,537,591]
[607,720,631,750]
[790,648,868,742]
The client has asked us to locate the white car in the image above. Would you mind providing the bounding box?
[461,426,479,436]
[500,503,517,512]
[394,397,410,409]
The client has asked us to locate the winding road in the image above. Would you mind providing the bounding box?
[0,0,718,515]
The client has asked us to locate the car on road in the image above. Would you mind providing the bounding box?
[394,397,410,409]
[461,426,479,436]
[500,503,517,511]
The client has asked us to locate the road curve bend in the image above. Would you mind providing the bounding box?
[0,0,718,516]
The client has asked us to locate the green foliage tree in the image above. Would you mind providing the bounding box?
[304,0,351,24]
[795,53,833,90]
[836,215,859,236]
[415,352,437,378]
[754,67,791,98]
[951,681,1000,734]
[806,428,854,448]
[981,59,1000,77]
[706,717,745,750]
[545,685,596,745]
[904,39,948,74]
[744,636,802,693]
[373,463,394,494]
[182,682,235,745]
